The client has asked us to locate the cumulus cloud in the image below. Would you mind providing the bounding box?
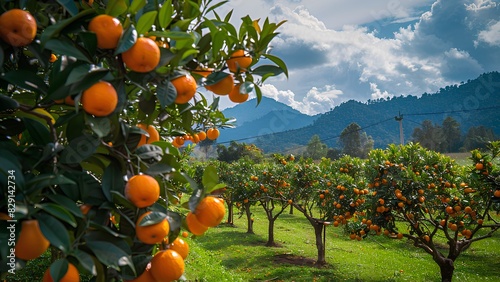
[478,21,500,46]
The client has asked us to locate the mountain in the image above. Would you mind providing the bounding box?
[219,97,319,143]
[249,72,500,153]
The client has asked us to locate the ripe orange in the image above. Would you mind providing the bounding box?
[206,128,220,140]
[475,162,484,170]
[494,190,500,198]
[137,123,160,147]
[172,74,197,104]
[194,196,225,227]
[185,211,208,236]
[150,249,185,282]
[205,73,234,95]
[135,211,170,245]
[42,262,80,282]
[122,37,160,73]
[226,49,252,73]
[0,9,37,47]
[169,237,189,259]
[81,81,118,117]
[16,219,50,260]
[197,131,207,141]
[125,174,160,208]
[88,14,123,49]
[181,231,189,238]
[229,84,249,103]
[79,204,92,215]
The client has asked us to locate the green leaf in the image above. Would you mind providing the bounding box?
[22,117,51,146]
[202,165,219,191]
[72,250,97,276]
[0,95,19,113]
[135,144,164,161]
[57,0,78,16]
[86,241,135,271]
[206,183,227,194]
[46,194,83,218]
[137,211,168,226]
[145,162,175,176]
[1,70,49,95]
[115,25,138,55]
[156,81,177,109]
[25,174,76,195]
[158,0,173,29]
[136,11,157,35]
[49,259,70,282]
[40,9,95,46]
[106,0,129,17]
[111,191,136,211]
[36,212,71,252]
[38,203,77,228]
[261,54,288,78]
[60,133,100,164]
[45,37,92,63]
[129,0,146,13]
[85,115,112,138]
[102,160,125,201]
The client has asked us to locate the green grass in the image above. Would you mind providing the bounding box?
[186,208,500,282]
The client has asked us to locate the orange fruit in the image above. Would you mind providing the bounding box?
[494,190,500,198]
[194,196,225,227]
[122,37,160,73]
[88,14,123,49]
[125,174,160,208]
[181,231,189,238]
[42,262,80,282]
[49,54,58,63]
[197,131,207,141]
[0,9,37,47]
[226,50,252,73]
[206,128,220,140]
[16,219,50,260]
[172,74,197,104]
[475,163,484,170]
[79,204,92,215]
[185,211,208,236]
[149,249,185,282]
[81,81,118,117]
[205,73,234,95]
[135,211,170,245]
[169,237,189,259]
[172,136,184,148]
[228,84,249,103]
[137,123,160,147]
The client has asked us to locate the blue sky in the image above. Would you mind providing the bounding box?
[213,0,500,115]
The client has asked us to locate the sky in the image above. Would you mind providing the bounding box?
[212,0,500,115]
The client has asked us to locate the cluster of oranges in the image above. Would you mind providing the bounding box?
[185,196,226,236]
[202,49,253,104]
[171,128,220,148]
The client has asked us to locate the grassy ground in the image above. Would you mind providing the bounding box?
[185,208,500,282]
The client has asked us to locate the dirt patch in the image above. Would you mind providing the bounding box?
[273,254,320,267]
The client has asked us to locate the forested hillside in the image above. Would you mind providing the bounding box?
[248,71,500,153]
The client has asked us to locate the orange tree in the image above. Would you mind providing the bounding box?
[0,0,287,280]
[288,155,366,265]
[358,142,500,282]
[255,156,295,247]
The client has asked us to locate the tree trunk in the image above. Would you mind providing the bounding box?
[266,217,276,246]
[227,201,234,225]
[244,203,254,234]
[289,204,293,214]
[312,220,326,265]
[434,254,454,282]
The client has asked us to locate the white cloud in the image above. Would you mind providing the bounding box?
[370,82,393,100]
[478,21,500,46]
[465,0,497,10]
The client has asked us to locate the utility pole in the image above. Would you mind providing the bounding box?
[395,112,404,145]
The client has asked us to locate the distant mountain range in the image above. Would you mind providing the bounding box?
[220,72,500,153]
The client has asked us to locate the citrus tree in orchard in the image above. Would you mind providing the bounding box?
[356,142,500,282]
[0,0,287,280]
[254,157,295,247]
[289,156,367,265]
